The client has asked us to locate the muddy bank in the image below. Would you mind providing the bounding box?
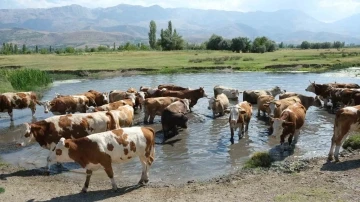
[0,150,359,201]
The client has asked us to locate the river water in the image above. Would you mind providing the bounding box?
[1,69,359,184]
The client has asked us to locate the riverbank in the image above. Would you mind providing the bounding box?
[0,149,359,201]
[1,48,360,92]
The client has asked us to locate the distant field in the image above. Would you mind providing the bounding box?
[0,48,360,72]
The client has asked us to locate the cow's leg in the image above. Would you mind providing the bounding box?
[245,122,249,132]
[149,114,155,124]
[143,112,149,124]
[293,129,300,144]
[230,127,235,144]
[280,134,286,152]
[238,124,244,139]
[328,136,336,161]
[287,134,294,149]
[162,124,168,139]
[82,169,93,193]
[30,105,36,117]
[334,132,350,162]
[138,156,149,184]
[8,108,13,121]
[257,109,260,117]
[213,111,217,118]
[103,164,117,191]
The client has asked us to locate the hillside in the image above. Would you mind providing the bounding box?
[0,4,359,45]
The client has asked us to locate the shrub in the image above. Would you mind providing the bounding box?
[7,69,52,91]
[243,57,254,61]
[342,134,360,150]
[214,60,225,65]
[244,152,273,168]
[0,187,4,194]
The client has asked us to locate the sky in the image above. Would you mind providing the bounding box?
[1,0,360,22]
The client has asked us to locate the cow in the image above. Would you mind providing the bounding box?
[54,90,108,107]
[109,90,145,109]
[213,85,241,100]
[109,105,135,128]
[159,87,207,108]
[0,92,42,121]
[257,95,274,117]
[243,86,283,104]
[328,105,360,162]
[143,97,180,124]
[140,87,167,99]
[86,100,130,112]
[16,111,121,171]
[42,95,92,115]
[271,103,307,152]
[208,93,230,118]
[279,92,322,110]
[328,82,360,89]
[158,84,189,91]
[48,127,155,192]
[161,99,191,138]
[262,96,301,119]
[228,101,252,144]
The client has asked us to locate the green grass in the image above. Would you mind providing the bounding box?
[244,151,273,169]
[0,69,52,93]
[0,48,360,72]
[342,134,360,150]
[274,187,342,202]
[0,187,4,194]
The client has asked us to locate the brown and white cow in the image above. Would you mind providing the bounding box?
[109,90,145,109]
[257,95,274,117]
[271,103,307,152]
[213,85,241,100]
[0,92,42,121]
[328,105,360,162]
[143,97,180,123]
[243,86,284,104]
[228,101,252,144]
[161,99,191,138]
[159,87,207,108]
[86,100,130,112]
[108,105,134,128]
[85,90,109,106]
[279,92,322,110]
[262,96,301,119]
[42,95,91,115]
[158,84,189,91]
[208,93,230,118]
[16,111,121,170]
[48,127,155,192]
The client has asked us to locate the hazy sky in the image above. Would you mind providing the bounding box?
[1,0,360,22]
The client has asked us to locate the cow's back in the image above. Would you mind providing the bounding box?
[286,103,307,129]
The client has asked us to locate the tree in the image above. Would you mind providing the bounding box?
[218,39,232,50]
[22,44,27,54]
[300,41,311,49]
[206,34,223,50]
[279,42,284,49]
[113,42,116,51]
[231,37,245,53]
[148,20,157,49]
[333,41,343,49]
[49,46,52,53]
[159,21,184,51]
[14,44,18,54]
[35,45,38,53]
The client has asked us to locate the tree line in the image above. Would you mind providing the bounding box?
[299,41,345,49]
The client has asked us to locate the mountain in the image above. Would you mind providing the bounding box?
[0,4,359,46]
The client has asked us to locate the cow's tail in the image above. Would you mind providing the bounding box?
[106,111,120,130]
[146,127,156,166]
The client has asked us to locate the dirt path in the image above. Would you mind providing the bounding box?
[1,151,360,202]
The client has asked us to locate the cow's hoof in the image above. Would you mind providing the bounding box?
[138,179,149,185]
[81,188,88,193]
[334,157,340,162]
[327,155,333,162]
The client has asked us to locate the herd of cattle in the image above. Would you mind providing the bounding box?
[1,81,360,192]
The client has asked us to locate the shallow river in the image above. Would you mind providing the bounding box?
[1,69,359,184]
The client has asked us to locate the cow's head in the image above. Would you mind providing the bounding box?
[305,81,316,93]
[181,99,191,113]
[86,105,96,113]
[39,100,51,113]
[198,87,207,97]
[263,101,278,117]
[272,86,283,96]
[16,123,36,146]
[102,92,109,104]
[229,106,246,125]
[48,137,73,165]
[125,92,136,103]
[136,92,146,103]
[271,112,294,137]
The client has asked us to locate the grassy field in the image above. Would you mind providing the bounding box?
[0,48,360,72]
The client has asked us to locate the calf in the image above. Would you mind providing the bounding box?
[161,99,191,138]
[0,92,42,121]
[257,95,274,117]
[271,103,307,151]
[213,85,241,100]
[48,127,155,192]
[243,86,283,104]
[158,84,189,91]
[16,111,120,170]
[279,92,322,110]
[143,97,180,123]
[328,105,360,162]
[228,101,252,144]
[208,93,229,118]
